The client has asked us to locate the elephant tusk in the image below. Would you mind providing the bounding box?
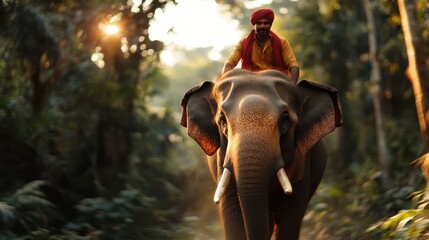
[214,168,232,204]
[277,168,293,195]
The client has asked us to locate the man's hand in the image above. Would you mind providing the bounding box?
[289,66,300,84]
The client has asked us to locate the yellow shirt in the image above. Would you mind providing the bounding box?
[225,33,299,72]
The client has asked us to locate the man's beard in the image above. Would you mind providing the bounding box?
[256,28,269,37]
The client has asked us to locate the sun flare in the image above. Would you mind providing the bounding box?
[104,24,119,35]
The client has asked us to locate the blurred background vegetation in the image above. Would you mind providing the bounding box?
[0,0,428,239]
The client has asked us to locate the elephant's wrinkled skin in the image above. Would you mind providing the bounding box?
[180,69,343,240]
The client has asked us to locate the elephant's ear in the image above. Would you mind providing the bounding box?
[286,80,342,182]
[296,80,343,154]
[181,81,220,156]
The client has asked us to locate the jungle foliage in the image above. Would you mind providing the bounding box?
[0,0,200,239]
[0,0,428,239]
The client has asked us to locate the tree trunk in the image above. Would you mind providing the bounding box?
[30,64,45,115]
[95,109,131,196]
[398,0,429,150]
[363,0,392,189]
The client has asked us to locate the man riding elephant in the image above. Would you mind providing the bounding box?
[181,69,343,239]
[222,8,300,83]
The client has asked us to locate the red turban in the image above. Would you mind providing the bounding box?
[250,8,275,25]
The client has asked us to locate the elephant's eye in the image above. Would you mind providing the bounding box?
[280,112,291,133]
[219,113,228,135]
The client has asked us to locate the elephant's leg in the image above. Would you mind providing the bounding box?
[272,181,310,240]
[269,212,276,237]
[274,142,327,239]
[273,154,312,240]
[309,140,327,197]
[219,182,246,240]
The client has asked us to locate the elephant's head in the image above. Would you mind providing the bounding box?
[180,69,342,239]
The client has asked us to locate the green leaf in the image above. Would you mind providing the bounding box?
[397,216,414,230]
[0,202,15,223]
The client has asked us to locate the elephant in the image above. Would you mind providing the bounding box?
[180,69,343,240]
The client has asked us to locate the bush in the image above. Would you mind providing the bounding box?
[366,189,429,239]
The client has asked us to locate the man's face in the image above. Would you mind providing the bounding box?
[254,18,271,38]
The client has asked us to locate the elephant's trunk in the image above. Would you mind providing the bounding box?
[239,193,270,240]
[235,156,272,240]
